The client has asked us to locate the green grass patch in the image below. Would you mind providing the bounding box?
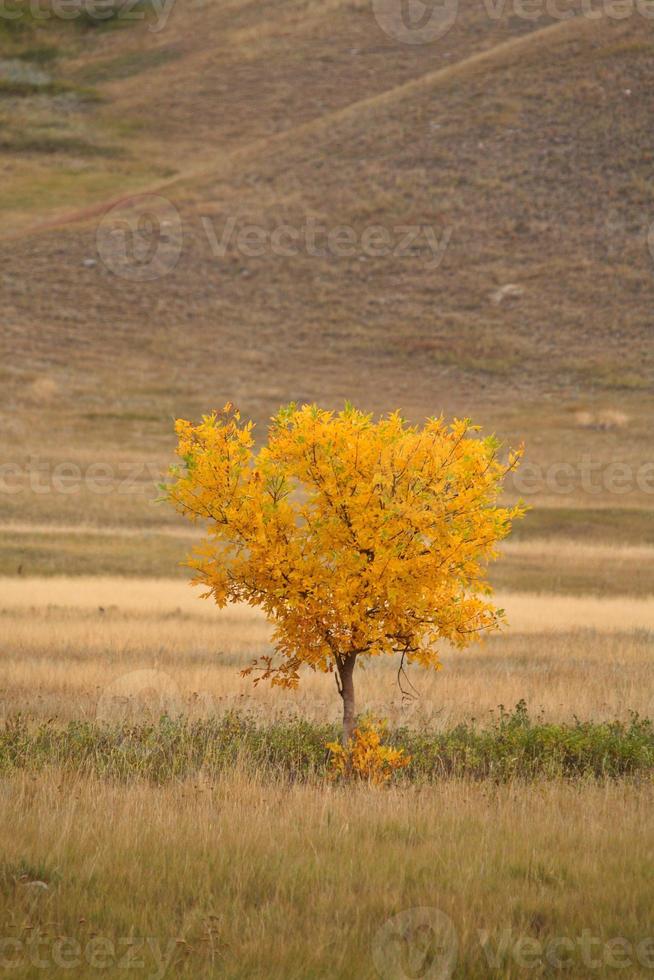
[16,44,60,63]
[0,77,100,99]
[0,530,191,577]
[489,550,654,597]
[0,11,31,38]
[510,506,654,544]
[2,704,652,783]
[0,131,122,156]
[75,45,180,84]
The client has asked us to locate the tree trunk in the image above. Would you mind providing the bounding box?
[338,653,357,745]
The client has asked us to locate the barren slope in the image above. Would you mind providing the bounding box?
[2,7,653,539]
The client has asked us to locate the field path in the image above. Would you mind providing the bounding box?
[0,15,594,245]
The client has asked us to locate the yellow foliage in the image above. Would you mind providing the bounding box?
[327,716,411,785]
[167,402,525,688]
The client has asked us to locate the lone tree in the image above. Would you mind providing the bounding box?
[168,403,524,742]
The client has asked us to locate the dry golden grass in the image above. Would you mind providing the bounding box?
[1,576,652,726]
[0,770,652,978]
[0,560,651,978]
[500,539,654,564]
[0,562,651,978]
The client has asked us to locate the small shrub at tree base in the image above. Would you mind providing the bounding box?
[326,716,411,785]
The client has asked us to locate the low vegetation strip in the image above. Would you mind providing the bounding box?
[1,705,652,782]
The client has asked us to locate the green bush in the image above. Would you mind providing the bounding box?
[1,703,652,784]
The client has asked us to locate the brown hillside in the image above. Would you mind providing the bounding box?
[2,7,653,533]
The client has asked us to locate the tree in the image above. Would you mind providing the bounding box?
[167,402,524,743]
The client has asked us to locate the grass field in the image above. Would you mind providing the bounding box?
[2,773,651,978]
[0,567,652,977]
[2,574,654,725]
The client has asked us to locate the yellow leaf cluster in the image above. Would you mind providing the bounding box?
[327,716,411,785]
[167,402,525,685]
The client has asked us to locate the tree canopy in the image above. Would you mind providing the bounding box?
[168,402,524,739]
